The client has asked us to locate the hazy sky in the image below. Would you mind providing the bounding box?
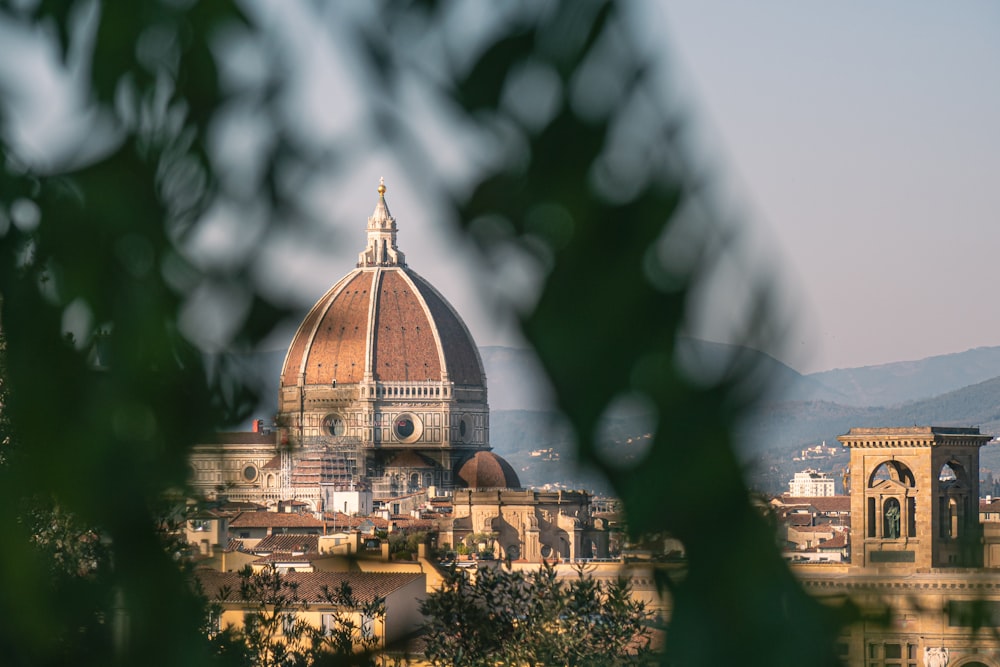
[258,1,1000,376]
[652,1,1000,373]
[4,2,998,376]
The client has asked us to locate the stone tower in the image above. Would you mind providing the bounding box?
[839,426,991,570]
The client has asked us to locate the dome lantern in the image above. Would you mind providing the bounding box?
[358,177,406,268]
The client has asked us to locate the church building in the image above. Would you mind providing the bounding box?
[188,181,513,510]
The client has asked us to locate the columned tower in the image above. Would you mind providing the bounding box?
[839,426,991,570]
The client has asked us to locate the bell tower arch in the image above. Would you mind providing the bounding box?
[839,426,991,570]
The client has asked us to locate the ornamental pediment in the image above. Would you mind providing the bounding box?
[871,478,913,493]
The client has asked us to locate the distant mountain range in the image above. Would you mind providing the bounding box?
[225,341,1000,491]
[479,341,1000,491]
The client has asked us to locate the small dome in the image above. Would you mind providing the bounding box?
[456,451,520,489]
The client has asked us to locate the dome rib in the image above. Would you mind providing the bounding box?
[395,269,448,381]
[281,271,364,387]
[456,452,520,489]
[408,270,485,387]
[363,269,383,381]
[304,271,374,385]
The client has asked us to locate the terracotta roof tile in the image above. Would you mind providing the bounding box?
[252,553,314,565]
[324,514,389,530]
[252,534,320,553]
[408,271,482,386]
[280,267,485,389]
[818,533,848,549]
[303,271,374,385]
[456,451,520,489]
[373,271,441,382]
[229,512,324,529]
[775,496,850,512]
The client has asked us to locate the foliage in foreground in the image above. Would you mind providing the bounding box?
[421,564,654,667]
[0,0,855,664]
[202,566,385,667]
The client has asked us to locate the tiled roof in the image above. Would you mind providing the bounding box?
[775,496,850,512]
[229,512,324,529]
[790,525,837,534]
[372,270,443,383]
[407,270,483,386]
[218,501,268,513]
[252,553,314,565]
[392,518,435,531]
[279,265,486,388]
[784,514,813,527]
[252,534,320,554]
[324,513,389,530]
[818,533,848,549]
[195,570,423,606]
[456,451,520,489]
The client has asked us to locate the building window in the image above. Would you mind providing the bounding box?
[867,641,920,667]
[360,614,374,640]
[321,613,336,637]
[243,612,257,632]
[868,497,876,538]
[280,613,296,636]
[323,414,347,436]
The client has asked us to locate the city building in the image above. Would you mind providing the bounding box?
[793,426,1000,666]
[195,570,426,651]
[188,181,504,510]
[788,468,836,496]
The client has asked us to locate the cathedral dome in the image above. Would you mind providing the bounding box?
[280,181,485,391]
[456,451,520,489]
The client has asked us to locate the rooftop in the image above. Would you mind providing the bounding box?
[229,512,325,529]
[195,570,424,605]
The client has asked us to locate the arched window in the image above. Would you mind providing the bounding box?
[868,461,916,488]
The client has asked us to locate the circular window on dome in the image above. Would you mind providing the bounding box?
[458,414,474,444]
[392,412,423,443]
[243,464,258,483]
[323,414,347,437]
